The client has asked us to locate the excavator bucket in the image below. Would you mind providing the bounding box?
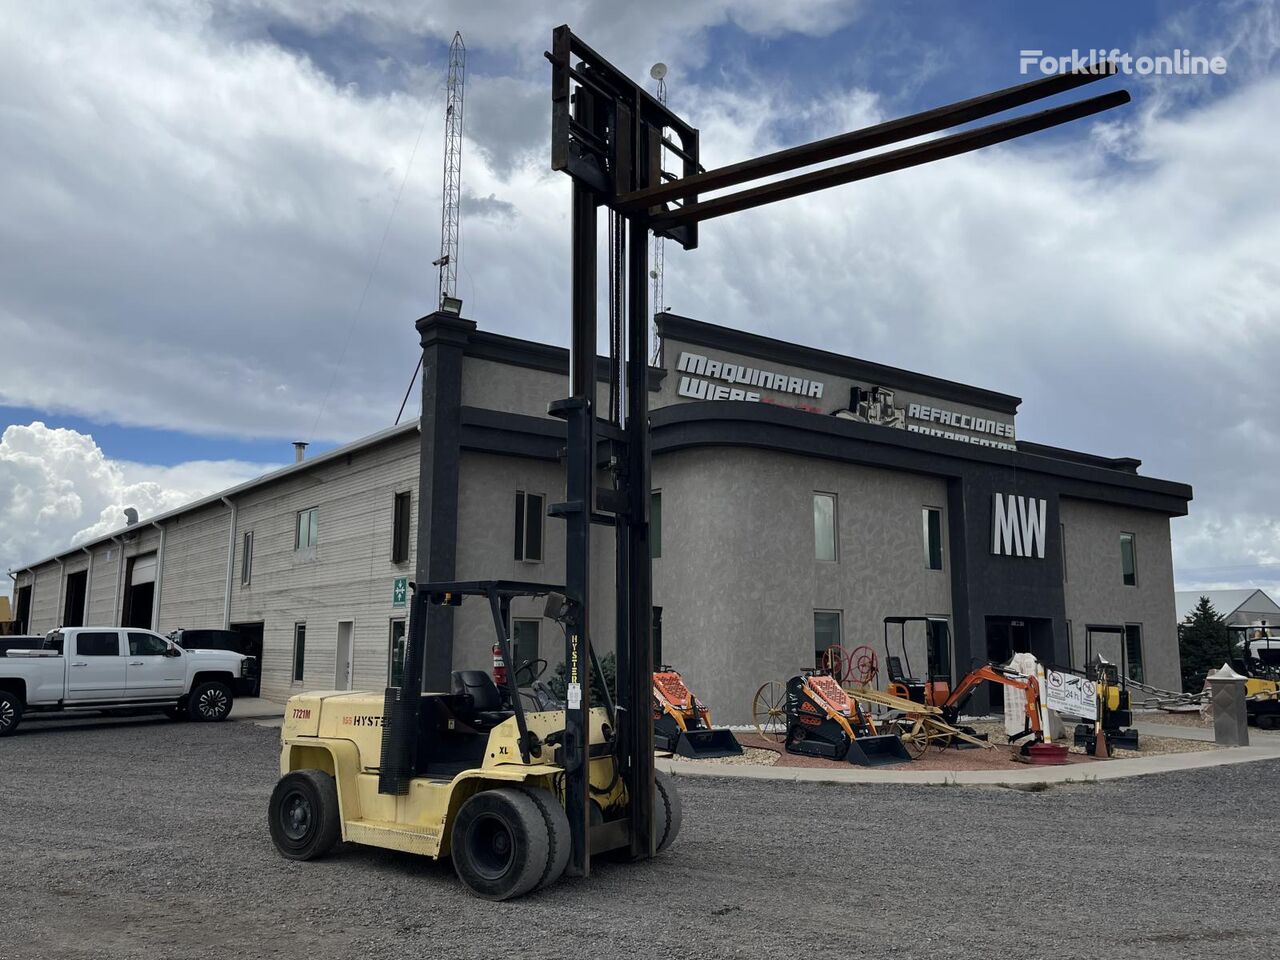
[846,734,912,767]
[670,727,743,759]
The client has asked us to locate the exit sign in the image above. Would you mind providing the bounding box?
[392,577,408,608]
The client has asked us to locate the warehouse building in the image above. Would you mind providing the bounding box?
[8,312,1193,719]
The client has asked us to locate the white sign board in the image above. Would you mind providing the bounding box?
[1045,668,1097,720]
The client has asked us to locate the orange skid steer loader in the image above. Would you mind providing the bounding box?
[653,669,743,759]
[785,671,912,766]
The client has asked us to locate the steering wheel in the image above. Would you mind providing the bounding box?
[514,658,549,686]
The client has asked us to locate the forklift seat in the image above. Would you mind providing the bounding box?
[450,670,512,728]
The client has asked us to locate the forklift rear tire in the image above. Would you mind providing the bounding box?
[269,770,341,861]
[451,788,549,901]
[517,786,571,890]
[1257,714,1277,731]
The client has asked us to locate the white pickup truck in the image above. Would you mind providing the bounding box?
[0,627,257,737]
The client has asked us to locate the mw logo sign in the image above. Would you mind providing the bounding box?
[991,494,1047,559]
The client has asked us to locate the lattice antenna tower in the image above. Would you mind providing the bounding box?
[649,62,668,365]
[436,32,466,305]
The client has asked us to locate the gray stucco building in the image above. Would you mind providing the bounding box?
[9,312,1192,720]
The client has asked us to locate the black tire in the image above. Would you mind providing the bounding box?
[269,770,341,860]
[654,770,683,854]
[0,690,24,738]
[1256,713,1277,731]
[517,786,571,890]
[451,788,549,901]
[187,681,233,722]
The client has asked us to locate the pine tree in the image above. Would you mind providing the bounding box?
[1178,596,1231,692]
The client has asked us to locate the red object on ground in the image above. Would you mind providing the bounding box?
[1021,742,1071,765]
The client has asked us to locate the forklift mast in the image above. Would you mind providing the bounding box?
[381,23,1129,881]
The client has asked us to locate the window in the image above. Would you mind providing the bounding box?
[813,611,842,669]
[1060,523,1068,582]
[292,623,307,683]
[1120,532,1137,586]
[78,632,121,657]
[926,619,952,679]
[514,491,545,562]
[241,531,254,585]
[923,507,943,570]
[513,619,540,669]
[128,632,169,656]
[653,606,663,669]
[295,508,319,551]
[813,493,837,562]
[388,619,407,686]
[1124,624,1145,683]
[650,491,662,559]
[391,491,411,564]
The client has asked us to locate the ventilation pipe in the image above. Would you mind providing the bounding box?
[293,442,308,463]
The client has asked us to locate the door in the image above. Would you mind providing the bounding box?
[126,631,186,698]
[230,622,265,697]
[335,621,354,690]
[66,631,127,701]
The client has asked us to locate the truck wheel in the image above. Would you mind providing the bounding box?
[451,788,549,901]
[188,681,233,722]
[0,690,23,738]
[655,770,683,853]
[269,770,341,860]
[517,786,571,890]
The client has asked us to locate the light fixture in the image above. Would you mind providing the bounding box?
[439,295,464,316]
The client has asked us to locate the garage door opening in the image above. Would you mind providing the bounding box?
[63,570,88,628]
[123,553,157,629]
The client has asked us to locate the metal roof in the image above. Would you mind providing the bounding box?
[1175,588,1280,622]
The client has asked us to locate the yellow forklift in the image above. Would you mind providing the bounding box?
[267,24,1128,899]
[270,581,681,899]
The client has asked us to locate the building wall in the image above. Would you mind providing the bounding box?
[652,446,953,724]
[450,451,619,687]
[1061,498,1181,692]
[156,503,234,634]
[86,542,122,625]
[229,431,420,700]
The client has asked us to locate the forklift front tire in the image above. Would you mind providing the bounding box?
[451,788,549,901]
[517,786,571,890]
[269,770,341,861]
[655,770,683,853]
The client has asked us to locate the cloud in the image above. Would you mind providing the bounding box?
[0,0,1277,595]
[0,422,276,579]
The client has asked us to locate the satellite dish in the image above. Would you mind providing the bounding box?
[649,62,668,81]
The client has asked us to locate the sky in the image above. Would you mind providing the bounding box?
[1,0,1278,598]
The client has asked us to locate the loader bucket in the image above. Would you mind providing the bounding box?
[672,728,743,759]
[846,734,912,767]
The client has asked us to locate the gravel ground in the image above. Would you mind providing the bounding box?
[3,713,1279,960]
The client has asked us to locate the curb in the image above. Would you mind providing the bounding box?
[656,742,1280,787]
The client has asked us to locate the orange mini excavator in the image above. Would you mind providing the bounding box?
[653,668,743,758]
[941,662,1067,763]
